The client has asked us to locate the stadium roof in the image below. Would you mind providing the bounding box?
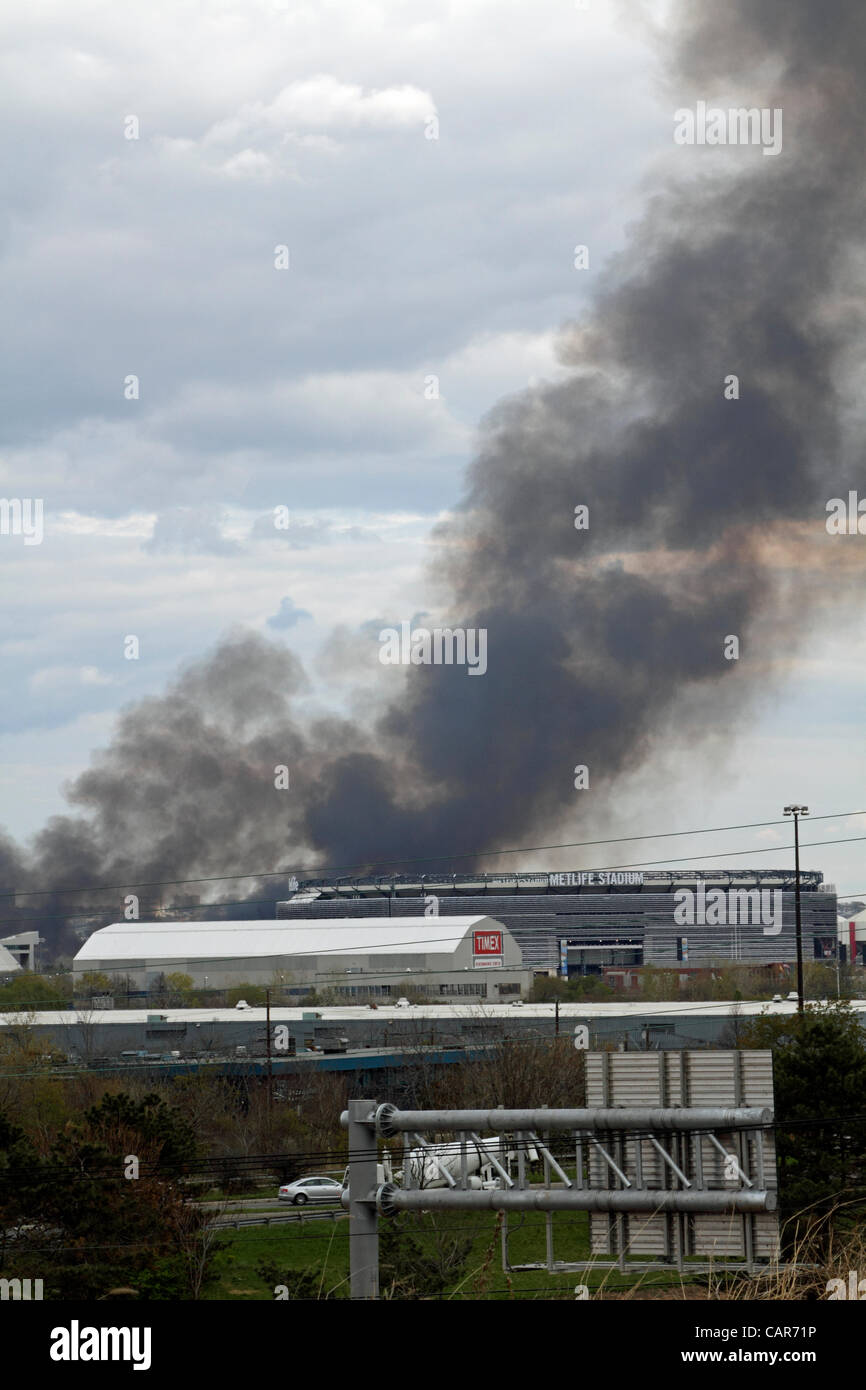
[73,916,504,964]
[295,867,826,896]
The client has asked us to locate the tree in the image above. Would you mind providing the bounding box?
[225,983,268,1006]
[379,1215,472,1299]
[82,1092,198,1176]
[0,1091,220,1300]
[528,975,614,1003]
[0,974,70,1011]
[167,1196,228,1300]
[163,972,197,1005]
[75,971,112,996]
[738,1002,866,1245]
[109,973,137,1002]
[528,976,569,1003]
[422,1036,585,1110]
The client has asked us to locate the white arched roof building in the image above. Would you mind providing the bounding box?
[72,915,530,999]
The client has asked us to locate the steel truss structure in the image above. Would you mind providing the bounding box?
[341,1056,778,1299]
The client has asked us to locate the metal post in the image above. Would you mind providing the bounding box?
[345,1100,379,1300]
[794,812,804,1013]
[784,804,809,1013]
[542,1125,554,1271]
[265,988,273,1118]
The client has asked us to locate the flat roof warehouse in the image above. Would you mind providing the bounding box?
[7,1000,866,1063]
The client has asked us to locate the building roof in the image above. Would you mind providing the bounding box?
[292,867,827,897]
[3,998,864,1030]
[838,912,866,940]
[72,916,505,965]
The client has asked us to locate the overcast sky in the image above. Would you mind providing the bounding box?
[1,0,864,901]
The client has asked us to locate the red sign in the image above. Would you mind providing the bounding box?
[474,930,502,956]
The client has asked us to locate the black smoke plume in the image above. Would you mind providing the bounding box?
[8,0,866,952]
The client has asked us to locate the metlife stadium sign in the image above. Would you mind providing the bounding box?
[549,871,646,887]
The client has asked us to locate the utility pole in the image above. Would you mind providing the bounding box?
[783,805,809,1013]
[265,987,273,1118]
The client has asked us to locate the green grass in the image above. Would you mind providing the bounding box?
[206,1210,712,1301]
[208,1219,349,1300]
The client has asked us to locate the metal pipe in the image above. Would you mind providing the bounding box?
[468,1131,514,1188]
[706,1132,753,1188]
[589,1135,632,1188]
[647,1135,692,1188]
[372,1104,772,1135]
[409,1133,457,1187]
[375,1185,776,1216]
[528,1132,572,1189]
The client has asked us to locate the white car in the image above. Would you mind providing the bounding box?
[278,1176,344,1206]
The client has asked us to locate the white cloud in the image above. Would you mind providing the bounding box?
[754,828,784,843]
[205,75,435,142]
[219,148,276,180]
[30,665,117,693]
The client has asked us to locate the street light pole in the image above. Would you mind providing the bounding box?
[784,804,810,1013]
[265,987,273,1118]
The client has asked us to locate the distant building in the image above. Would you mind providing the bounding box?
[0,931,40,972]
[838,911,866,965]
[72,915,530,999]
[0,943,21,975]
[278,869,838,974]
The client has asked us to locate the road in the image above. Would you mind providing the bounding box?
[195,1195,347,1228]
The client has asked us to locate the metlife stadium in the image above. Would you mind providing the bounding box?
[277,869,839,977]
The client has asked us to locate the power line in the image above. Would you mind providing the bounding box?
[1,860,855,975]
[1,807,862,902]
[3,1113,866,1178]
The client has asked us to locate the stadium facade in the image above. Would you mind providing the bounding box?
[277,869,840,977]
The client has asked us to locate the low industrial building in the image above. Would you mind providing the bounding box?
[72,915,531,999]
[6,998,866,1066]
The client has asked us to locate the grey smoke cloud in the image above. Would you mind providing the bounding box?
[5,0,865,948]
